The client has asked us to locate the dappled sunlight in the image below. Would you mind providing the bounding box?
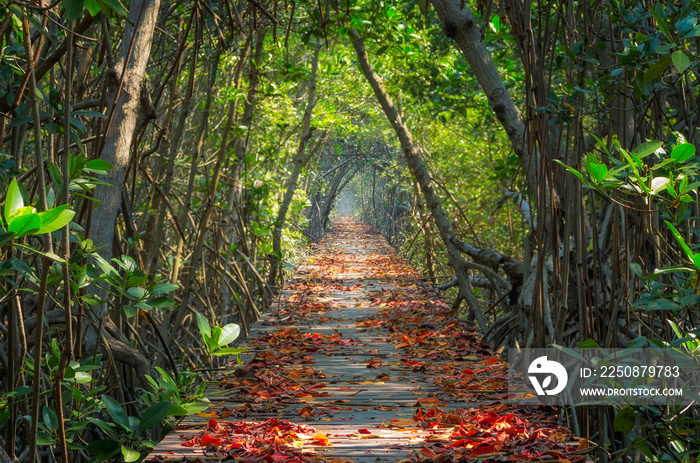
[147,218,588,463]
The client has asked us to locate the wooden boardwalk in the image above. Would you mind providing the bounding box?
[146,217,587,463]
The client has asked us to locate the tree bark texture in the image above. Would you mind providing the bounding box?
[86,0,161,369]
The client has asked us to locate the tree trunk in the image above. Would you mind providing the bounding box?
[413,179,435,279]
[349,28,488,332]
[428,0,538,197]
[268,45,321,289]
[85,0,161,376]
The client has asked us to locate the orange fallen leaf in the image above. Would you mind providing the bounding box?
[311,432,332,446]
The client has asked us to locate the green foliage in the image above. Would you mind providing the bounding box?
[1,178,75,240]
[142,367,210,417]
[86,253,177,318]
[195,311,246,359]
[85,397,171,462]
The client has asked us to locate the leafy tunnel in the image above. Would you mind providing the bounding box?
[2,0,700,460]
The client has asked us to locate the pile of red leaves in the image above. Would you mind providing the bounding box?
[177,418,328,462]
[408,404,587,462]
[357,256,588,462]
[250,328,364,355]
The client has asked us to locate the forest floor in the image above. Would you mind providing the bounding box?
[146,217,589,463]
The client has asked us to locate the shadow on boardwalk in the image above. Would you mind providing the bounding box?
[146,217,589,463]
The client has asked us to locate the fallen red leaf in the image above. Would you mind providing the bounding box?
[199,433,221,446]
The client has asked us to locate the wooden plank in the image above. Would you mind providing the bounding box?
[146,218,587,463]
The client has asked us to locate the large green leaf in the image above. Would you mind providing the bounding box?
[167,403,211,416]
[42,406,58,432]
[195,311,211,339]
[643,55,671,84]
[218,323,241,347]
[83,0,101,15]
[145,296,175,308]
[63,0,84,21]
[84,159,113,174]
[151,283,178,294]
[37,206,75,234]
[671,143,695,163]
[8,213,41,237]
[585,153,608,182]
[4,178,23,221]
[632,140,663,159]
[672,50,691,73]
[98,0,127,16]
[121,445,140,462]
[102,395,129,429]
[211,347,247,357]
[135,401,171,436]
[613,408,636,435]
[666,221,695,264]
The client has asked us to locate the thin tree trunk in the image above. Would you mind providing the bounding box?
[268,45,321,289]
[170,40,250,338]
[428,0,538,196]
[170,25,222,285]
[349,28,488,332]
[413,179,435,279]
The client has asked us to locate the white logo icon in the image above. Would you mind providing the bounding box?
[528,356,568,396]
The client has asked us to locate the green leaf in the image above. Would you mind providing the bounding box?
[554,160,588,184]
[102,395,129,428]
[83,0,101,15]
[135,401,171,436]
[211,347,247,356]
[672,50,691,73]
[643,55,671,84]
[35,431,57,446]
[42,406,58,432]
[144,296,174,308]
[171,402,211,415]
[0,233,13,247]
[627,336,647,348]
[651,3,671,41]
[614,408,636,435]
[666,221,695,263]
[123,305,137,317]
[585,153,608,182]
[576,338,600,348]
[86,439,120,462]
[84,159,113,173]
[645,298,682,311]
[632,140,663,159]
[195,311,211,340]
[4,178,24,221]
[151,283,178,294]
[37,207,75,234]
[8,213,41,237]
[94,254,119,277]
[671,143,695,163]
[126,287,147,300]
[98,0,127,16]
[218,323,241,347]
[209,326,222,349]
[63,0,84,21]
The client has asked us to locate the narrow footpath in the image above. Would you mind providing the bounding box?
[147,217,588,463]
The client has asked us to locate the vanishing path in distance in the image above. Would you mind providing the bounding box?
[147,217,587,463]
